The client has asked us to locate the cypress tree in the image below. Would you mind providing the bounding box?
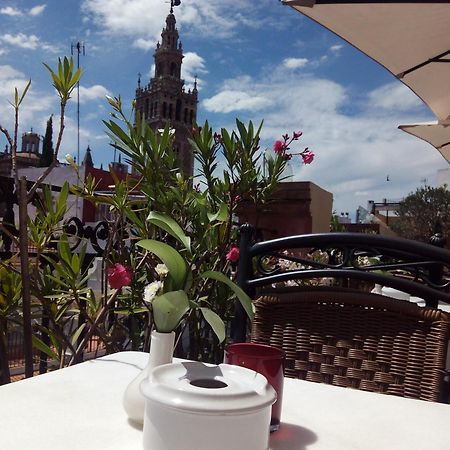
[40,115,54,167]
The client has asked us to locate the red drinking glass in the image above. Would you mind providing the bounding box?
[224,343,284,432]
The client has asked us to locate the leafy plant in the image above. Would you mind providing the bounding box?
[71,97,300,362]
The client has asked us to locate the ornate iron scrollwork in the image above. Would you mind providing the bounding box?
[62,217,110,257]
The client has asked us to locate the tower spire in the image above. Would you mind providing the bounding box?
[134,1,197,178]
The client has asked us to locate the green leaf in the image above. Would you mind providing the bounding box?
[153,290,190,333]
[18,79,31,106]
[147,211,191,252]
[70,323,86,347]
[200,307,226,343]
[201,270,254,321]
[57,235,72,266]
[207,202,228,223]
[32,335,59,361]
[71,253,80,274]
[137,239,187,289]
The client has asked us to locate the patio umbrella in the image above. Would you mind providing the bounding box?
[284,1,450,121]
[398,121,450,163]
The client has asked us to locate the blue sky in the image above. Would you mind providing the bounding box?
[0,0,447,216]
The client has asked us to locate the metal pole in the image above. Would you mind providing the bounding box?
[77,43,80,174]
[71,41,84,218]
[18,177,34,377]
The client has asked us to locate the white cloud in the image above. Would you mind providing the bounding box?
[202,67,444,215]
[203,90,272,113]
[0,65,56,142]
[81,0,170,40]
[283,57,309,70]
[132,38,154,51]
[367,82,423,112]
[0,6,22,16]
[182,52,207,88]
[81,0,263,40]
[29,4,47,16]
[79,85,112,103]
[0,33,39,49]
[0,33,60,53]
[330,44,343,53]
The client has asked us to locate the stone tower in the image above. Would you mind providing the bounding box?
[135,7,197,177]
[21,130,40,154]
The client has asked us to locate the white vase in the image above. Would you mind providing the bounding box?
[123,330,175,424]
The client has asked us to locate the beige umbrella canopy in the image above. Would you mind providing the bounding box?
[284,1,450,162]
[399,121,450,163]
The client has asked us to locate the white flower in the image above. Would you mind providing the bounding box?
[143,281,163,304]
[155,263,169,278]
[157,128,175,136]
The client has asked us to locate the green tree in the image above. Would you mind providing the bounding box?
[39,115,54,167]
[391,185,450,242]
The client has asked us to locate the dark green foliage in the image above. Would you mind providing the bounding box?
[391,185,450,243]
[39,115,54,167]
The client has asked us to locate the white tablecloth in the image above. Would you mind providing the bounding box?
[1,351,450,450]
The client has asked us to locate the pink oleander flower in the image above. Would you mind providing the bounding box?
[107,263,133,289]
[302,150,315,165]
[226,246,240,263]
[293,130,303,139]
[273,140,287,154]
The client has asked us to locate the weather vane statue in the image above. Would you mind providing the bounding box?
[170,0,181,13]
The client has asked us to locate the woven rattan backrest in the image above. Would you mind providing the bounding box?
[251,287,450,402]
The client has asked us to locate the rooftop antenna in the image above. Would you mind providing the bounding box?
[71,41,85,216]
[137,72,141,90]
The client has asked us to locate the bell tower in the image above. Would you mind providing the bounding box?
[135,3,197,177]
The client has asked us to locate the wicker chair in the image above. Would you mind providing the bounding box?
[251,286,450,402]
[233,225,450,402]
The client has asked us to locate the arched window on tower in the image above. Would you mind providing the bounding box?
[175,99,181,121]
[170,62,177,77]
[154,101,158,117]
[163,102,167,118]
[168,103,173,119]
[184,108,188,123]
[145,99,149,119]
[157,63,164,77]
[190,110,194,124]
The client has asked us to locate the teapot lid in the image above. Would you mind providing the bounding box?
[140,361,276,414]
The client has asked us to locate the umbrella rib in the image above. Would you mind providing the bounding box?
[287,1,450,5]
[397,49,450,79]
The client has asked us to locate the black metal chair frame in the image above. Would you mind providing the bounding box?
[232,224,450,341]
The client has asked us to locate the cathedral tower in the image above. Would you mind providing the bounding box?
[135,7,197,177]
